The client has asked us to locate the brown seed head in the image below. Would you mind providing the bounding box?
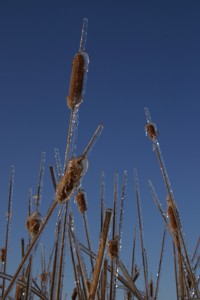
[75,189,87,213]
[56,157,88,203]
[145,123,158,140]
[108,238,119,260]
[167,205,177,230]
[27,211,42,237]
[0,248,6,263]
[67,53,85,110]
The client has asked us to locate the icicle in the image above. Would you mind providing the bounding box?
[100,171,106,234]
[118,170,128,246]
[79,18,88,52]
[55,148,63,179]
[34,152,46,211]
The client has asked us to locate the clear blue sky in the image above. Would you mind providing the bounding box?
[0,1,200,299]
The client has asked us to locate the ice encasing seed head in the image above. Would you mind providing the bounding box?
[56,156,88,203]
[67,52,89,110]
[75,189,87,213]
[145,123,158,140]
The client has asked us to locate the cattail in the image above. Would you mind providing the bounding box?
[108,238,119,260]
[0,248,6,263]
[56,156,88,203]
[26,211,42,238]
[145,123,158,140]
[75,189,87,214]
[167,205,177,230]
[15,275,26,300]
[67,52,88,110]
[40,272,48,284]
[71,287,78,300]
[149,279,154,297]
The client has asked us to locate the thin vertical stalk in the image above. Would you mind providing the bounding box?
[2,166,14,298]
[83,213,94,273]
[173,241,179,300]
[154,226,166,300]
[134,169,148,299]
[50,219,61,300]
[56,203,69,300]
[68,229,82,300]
[89,209,112,300]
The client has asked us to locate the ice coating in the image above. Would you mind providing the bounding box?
[34,152,46,211]
[55,148,63,178]
[64,109,79,171]
[79,18,88,52]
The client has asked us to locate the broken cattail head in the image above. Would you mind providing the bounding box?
[56,156,88,203]
[145,122,158,140]
[75,189,87,213]
[26,211,42,238]
[0,248,6,263]
[67,51,89,110]
[108,238,119,260]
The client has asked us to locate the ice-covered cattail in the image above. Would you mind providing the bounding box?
[26,211,42,238]
[56,156,88,203]
[108,238,119,261]
[75,189,87,214]
[67,18,89,110]
[166,195,177,230]
[145,122,158,140]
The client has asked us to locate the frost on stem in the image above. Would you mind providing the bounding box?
[56,156,88,203]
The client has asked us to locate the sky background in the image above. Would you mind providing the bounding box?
[0,1,200,299]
